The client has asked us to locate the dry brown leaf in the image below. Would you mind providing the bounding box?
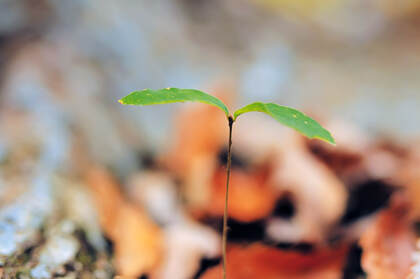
[360,194,416,279]
[208,167,277,222]
[86,167,124,237]
[86,167,163,277]
[200,244,348,279]
[270,134,348,243]
[163,87,236,211]
[165,94,227,176]
[113,204,163,277]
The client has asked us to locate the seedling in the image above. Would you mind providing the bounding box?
[119,88,335,279]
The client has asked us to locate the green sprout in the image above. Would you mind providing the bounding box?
[119,87,335,279]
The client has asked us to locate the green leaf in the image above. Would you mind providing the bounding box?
[119,88,230,117]
[233,102,335,145]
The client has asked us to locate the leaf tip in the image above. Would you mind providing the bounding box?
[312,130,335,145]
[118,99,124,105]
[320,135,336,146]
[327,132,336,146]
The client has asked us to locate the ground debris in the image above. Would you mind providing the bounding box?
[360,194,416,279]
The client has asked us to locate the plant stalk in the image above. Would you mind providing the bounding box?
[222,116,234,279]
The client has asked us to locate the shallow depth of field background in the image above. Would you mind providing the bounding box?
[0,1,420,279]
[1,0,419,147]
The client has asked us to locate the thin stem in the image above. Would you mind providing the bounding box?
[222,116,234,279]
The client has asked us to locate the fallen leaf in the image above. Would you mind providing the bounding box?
[209,167,277,222]
[86,167,163,277]
[200,243,348,279]
[360,194,416,279]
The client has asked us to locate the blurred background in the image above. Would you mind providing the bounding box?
[1,1,420,278]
